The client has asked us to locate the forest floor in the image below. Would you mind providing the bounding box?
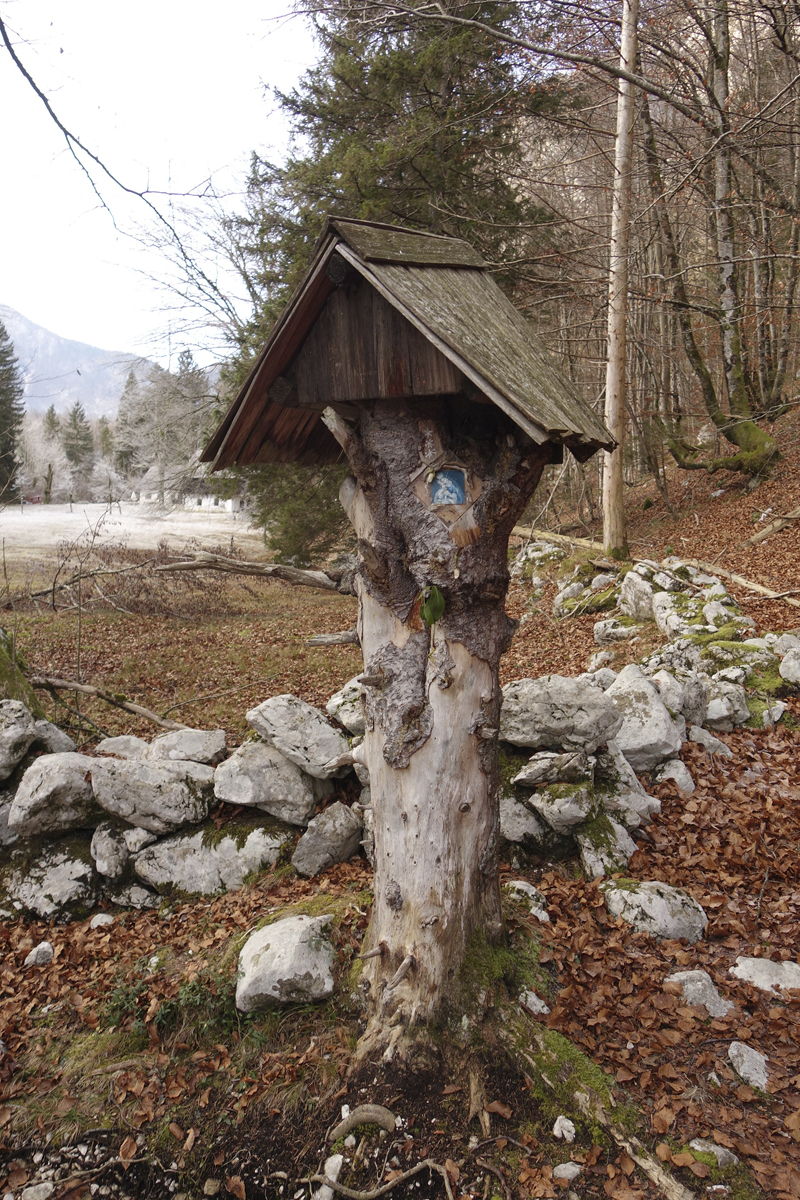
[1,432,800,1200]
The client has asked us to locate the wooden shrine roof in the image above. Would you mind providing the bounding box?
[202,217,613,469]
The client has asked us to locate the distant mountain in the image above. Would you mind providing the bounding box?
[0,306,152,419]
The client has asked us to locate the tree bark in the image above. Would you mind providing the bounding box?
[322,398,549,1057]
[602,0,638,558]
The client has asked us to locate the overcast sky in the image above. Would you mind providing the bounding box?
[0,0,319,366]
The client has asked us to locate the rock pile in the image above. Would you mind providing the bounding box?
[0,694,368,921]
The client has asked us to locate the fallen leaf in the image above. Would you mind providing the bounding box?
[655,1144,672,1162]
[442,1084,461,1095]
[7,1169,28,1189]
[445,1159,460,1185]
[168,1121,184,1140]
[225,1178,246,1200]
[119,1136,137,1170]
[496,1137,508,1150]
[0,1107,10,1127]
[618,1153,635,1176]
[485,1099,512,1119]
[651,1108,674,1134]
[184,1127,196,1153]
[671,1152,695,1167]
[689,1161,710,1178]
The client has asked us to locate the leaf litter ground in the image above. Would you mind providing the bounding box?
[3,479,800,1198]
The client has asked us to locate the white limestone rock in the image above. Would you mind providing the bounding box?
[728,1041,769,1092]
[605,665,682,771]
[655,759,695,794]
[505,880,550,922]
[90,758,215,833]
[246,694,349,778]
[134,826,289,895]
[650,670,685,716]
[124,827,157,853]
[602,879,708,943]
[587,650,614,672]
[96,734,150,759]
[90,822,130,879]
[326,677,365,736]
[33,720,76,754]
[593,618,643,645]
[500,676,622,753]
[703,600,738,628]
[90,913,114,929]
[529,782,595,834]
[0,700,37,782]
[214,741,324,826]
[778,647,800,684]
[553,581,585,616]
[0,794,18,847]
[511,750,592,788]
[688,724,733,758]
[773,633,800,656]
[688,1139,739,1168]
[519,990,550,1015]
[24,940,54,966]
[5,845,98,919]
[292,802,362,878]
[8,753,102,836]
[552,1163,581,1183]
[577,818,637,879]
[147,728,227,765]
[729,956,800,994]
[106,883,160,910]
[235,913,335,1010]
[499,794,550,848]
[704,680,750,732]
[619,570,654,621]
[665,969,733,1017]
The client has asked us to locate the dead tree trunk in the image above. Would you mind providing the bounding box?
[322,397,549,1058]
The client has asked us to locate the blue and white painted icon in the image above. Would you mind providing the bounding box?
[430,469,466,506]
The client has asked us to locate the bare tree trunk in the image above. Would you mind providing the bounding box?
[322,399,549,1058]
[602,0,638,558]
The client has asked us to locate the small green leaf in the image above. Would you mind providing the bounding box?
[420,585,446,627]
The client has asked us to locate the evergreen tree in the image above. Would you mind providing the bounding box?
[114,370,144,474]
[97,416,114,459]
[0,320,25,499]
[61,401,94,472]
[217,3,563,557]
[43,404,61,441]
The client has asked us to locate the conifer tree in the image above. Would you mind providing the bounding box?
[43,404,61,442]
[0,320,25,500]
[61,400,94,472]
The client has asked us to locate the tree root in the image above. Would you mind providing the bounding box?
[308,1159,454,1200]
[329,1105,396,1142]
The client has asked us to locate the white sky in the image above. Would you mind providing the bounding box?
[0,0,319,366]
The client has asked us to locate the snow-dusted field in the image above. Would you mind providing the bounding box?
[0,501,264,560]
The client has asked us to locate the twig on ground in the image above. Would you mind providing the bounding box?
[308,1159,455,1200]
[476,1157,513,1200]
[30,676,191,731]
[161,675,277,717]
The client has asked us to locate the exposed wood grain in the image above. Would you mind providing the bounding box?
[330,217,485,267]
[739,505,800,547]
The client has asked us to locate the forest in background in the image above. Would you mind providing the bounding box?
[3,0,800,559]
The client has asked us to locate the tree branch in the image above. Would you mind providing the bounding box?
[29,677,192,731]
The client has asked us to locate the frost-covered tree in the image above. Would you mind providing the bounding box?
[0,320,25,500]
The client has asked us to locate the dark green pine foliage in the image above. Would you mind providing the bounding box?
[43,404,61,441]
[0,320,25,499]
[218,3,563,561]
[61,401,94,473]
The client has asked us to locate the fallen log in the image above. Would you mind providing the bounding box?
[307,629,360,647]
[682,561,800,611]
[29,676,192,731]
[154,552,339,592]
[740,505,800,547]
